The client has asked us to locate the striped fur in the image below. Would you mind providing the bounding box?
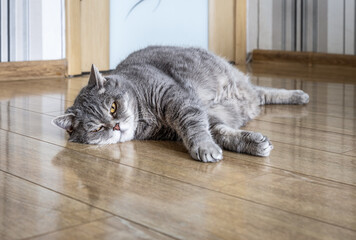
[53,46,309,162]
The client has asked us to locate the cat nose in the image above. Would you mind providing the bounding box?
[113,123,120,131]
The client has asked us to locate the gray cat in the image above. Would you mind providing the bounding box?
[53,46,309,162]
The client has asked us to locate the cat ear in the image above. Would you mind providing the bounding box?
[88,64,106,89]
[51,113,75,132]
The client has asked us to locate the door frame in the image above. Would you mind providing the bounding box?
[209,0,247,65]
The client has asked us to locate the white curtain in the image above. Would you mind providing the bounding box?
[0,0,65,62]
[247,0,356,55]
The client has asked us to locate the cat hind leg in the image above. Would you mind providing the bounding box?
[255,86,309,105]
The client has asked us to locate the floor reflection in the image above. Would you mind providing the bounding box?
[51,142,137,205]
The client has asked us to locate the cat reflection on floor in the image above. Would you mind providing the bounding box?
[52,46,309,162]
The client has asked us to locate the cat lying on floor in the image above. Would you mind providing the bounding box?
[52,46,309,162]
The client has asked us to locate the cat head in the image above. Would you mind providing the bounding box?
[52,64,137,144]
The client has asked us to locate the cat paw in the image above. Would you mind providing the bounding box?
[244,132,273,157]
[292,90,309,104]
[190,141,223,163]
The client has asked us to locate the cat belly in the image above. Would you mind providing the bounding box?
[207,99,260,129]
[194,73,261,129]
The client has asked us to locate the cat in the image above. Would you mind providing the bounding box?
[52,46,309,162]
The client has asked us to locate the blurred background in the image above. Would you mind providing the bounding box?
[0,0,355,75]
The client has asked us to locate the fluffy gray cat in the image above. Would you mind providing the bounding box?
[53,46,309,162]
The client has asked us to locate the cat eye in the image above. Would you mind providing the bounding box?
[110,102,117,114]
[92,126,103,132]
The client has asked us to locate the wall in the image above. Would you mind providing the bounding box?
[110,0,209,69]
[247,0,356,55]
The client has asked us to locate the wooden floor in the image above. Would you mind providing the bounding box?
[0,63,356,240]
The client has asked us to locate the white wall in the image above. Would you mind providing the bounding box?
[110,0,209,69]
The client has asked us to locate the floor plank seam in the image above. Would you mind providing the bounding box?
[3,104,57,117]
[258,108,356,121]
[241,129,356,155]
[341,149,356,154]
[2,125,356,187]
[0,169,181,240]
[254,119,356,137]
[1,126,356,190]
[1,156,356,234]
[226,155,356,186]
[20,216,113,240]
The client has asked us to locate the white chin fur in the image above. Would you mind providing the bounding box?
[89,131,121,145]
[90,125,135,145]
[116,109,136,143]
[90,109,136,145]
[118,124,135,142]
[99,130,134,144]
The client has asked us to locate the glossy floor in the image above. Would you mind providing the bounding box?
[0,63,356,240]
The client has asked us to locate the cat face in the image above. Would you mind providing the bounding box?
[52,64,137,144]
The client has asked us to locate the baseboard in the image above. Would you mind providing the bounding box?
[0,59,67,82]
[252,49,356,68]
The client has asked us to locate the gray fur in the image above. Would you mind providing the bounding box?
[52,46,309,162]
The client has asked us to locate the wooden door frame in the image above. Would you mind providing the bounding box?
[209,0,247,65]
[235,0,247,65]
[65,0,82,76]
[65,0,110,76]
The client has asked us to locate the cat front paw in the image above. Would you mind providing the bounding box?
[190,141,223,163]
